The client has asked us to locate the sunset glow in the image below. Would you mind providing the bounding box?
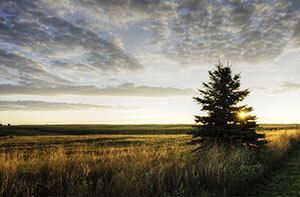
[238,111,248,120]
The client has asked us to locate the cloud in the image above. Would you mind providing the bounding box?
[111,36,125,51]
[0,0,144,80]
[0,83,195,97]
[0,100,130,111]
[47,0,298,65]
[0,49,70,86]
[291,21,300,48]
[167,1,300,65]
[273,81,300,93]
[0,0,299,93]
[256,81,300,94]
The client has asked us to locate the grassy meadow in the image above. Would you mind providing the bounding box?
[0,124,193,136]
[1,124,299,136]
[0,125,300,196]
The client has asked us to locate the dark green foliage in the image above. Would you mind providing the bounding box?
[192,61,266,149]
[248,143,300,196]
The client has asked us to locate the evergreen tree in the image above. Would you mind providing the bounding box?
[191,61,266,149]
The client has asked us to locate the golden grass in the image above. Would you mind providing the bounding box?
[0,130,300,196]
[265,130,300,160]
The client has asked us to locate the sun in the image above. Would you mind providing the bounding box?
[238,111,247,119]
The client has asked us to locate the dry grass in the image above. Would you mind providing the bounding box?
[0,131,300,196]
[265,130,300,160]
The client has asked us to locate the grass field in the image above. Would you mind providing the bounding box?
[1,124,300,136]
[0,124,193,136]
[0,126,300,196]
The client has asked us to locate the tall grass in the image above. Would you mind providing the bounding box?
[266,130,300,160]
[0,131,300,196]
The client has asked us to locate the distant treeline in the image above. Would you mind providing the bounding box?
[0,124,192,136]
[0,124,299,137]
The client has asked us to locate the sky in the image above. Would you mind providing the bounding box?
[0,0,299,125]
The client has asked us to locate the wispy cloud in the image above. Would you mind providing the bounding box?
[0,83,195,97]
[0,0,144,84]
[273,81,300,93]
[0,100,131,111]
[255,81,300,94]
[0,49,70,86]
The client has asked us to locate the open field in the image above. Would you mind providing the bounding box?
[1,124,300,136]
[0,124,193,136]
[1,128,300,196]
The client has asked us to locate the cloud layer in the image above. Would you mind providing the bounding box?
[0,100,128,111]
[0,83,195,97]
[0,0,144,86]
[0,0,299,96]
[44,0,298,64]
[168,1,299,64]
[274,81,300,93]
